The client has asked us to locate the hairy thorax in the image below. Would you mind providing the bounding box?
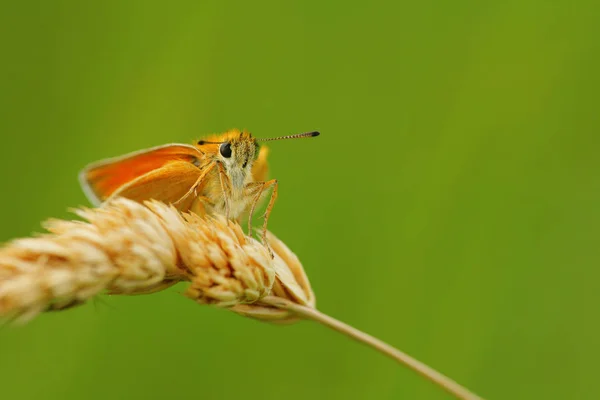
[198,165,254,219]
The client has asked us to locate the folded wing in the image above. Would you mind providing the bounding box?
[79,144,203,206]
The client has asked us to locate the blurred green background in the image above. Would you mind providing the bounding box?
[1,1,599,399]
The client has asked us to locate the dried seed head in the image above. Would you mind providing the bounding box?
[231,231,316,323]
[0,201,483,400]
[0,198,315,324]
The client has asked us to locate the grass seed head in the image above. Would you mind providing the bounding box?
[0,198,315,324]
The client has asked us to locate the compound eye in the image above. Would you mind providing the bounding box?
[220,142,232,158]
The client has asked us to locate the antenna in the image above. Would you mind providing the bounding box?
[257,131,320,142]
[197,140,224,145]
[198,131,320,145]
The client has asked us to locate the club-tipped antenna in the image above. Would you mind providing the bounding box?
[197,139,224,145]
[257,131,320,142]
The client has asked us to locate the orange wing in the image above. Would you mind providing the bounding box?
[79,144,203,206]
[108,160,208,211]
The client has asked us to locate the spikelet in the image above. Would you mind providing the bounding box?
[0,200,485,400]
[0,198,315,324]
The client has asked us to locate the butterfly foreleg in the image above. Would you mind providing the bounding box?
[173,161,216,208]
[244,179,278,257]
[216,161,232,221]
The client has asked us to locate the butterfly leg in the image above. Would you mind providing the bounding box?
[245,183,262,235]
[216,161,231,220]
[173,162,215,209]
[245,179,278,257]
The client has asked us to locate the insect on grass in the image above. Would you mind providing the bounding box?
[79,129,320,255]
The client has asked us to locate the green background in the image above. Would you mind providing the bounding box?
[1,1,599,399]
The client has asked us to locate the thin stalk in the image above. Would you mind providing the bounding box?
[260,296,484,400]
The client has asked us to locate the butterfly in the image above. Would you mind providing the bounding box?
[79,129,319,254]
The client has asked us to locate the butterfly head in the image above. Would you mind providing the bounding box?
[197,129,320,188]
[197,130,259,188]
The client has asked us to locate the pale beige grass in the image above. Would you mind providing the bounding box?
[0,198,483,400]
